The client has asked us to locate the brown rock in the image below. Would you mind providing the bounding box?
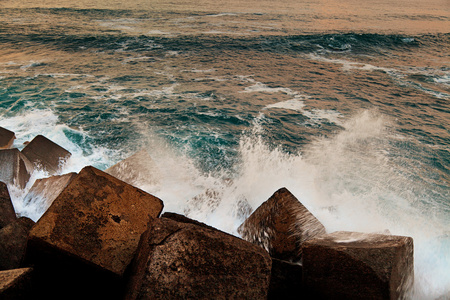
[161,211,217,230]
[21,135,71,175]
[105,149,160,187]
[0,149,34,189]
[27,166,164,277]
[0,217,35,270]
[126,217,272,300]
[0,127,15,150]
[0,268,33,300]
[302,231,414,300]
[238,187,326,262]
[0,181,16,229]
[268,258,304,300]
[22,172,77,220]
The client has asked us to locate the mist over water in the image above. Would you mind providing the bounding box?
[0,0,449,298]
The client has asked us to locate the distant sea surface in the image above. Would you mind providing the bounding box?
[0,0,449,298]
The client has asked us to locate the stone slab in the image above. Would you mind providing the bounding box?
[0,149,33,189]
[238,187,326,261]
[0,268,32,299]
[28,166,164,277]
[0,127,15,150]
[23,172,77,220]
[126,217,272,300]
[21,135,71,175]
[0,217,35,270]
[0,181,16,229]
[302,231,414,300]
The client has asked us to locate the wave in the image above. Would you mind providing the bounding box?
[2,108,448,298]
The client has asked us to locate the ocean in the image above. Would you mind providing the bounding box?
[0,0,449,298]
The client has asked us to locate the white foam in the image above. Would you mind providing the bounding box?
[241,81,298,95]
[0,108,116,218]
[265,99,306,111]
[307,54,450,100]
[132,83,178,98]
[242,80,343,125]
[7,168,50,221]
[434,74,450,84]
[307,53,396,73]
[165,51,180,57]
[302,109,343,125]
[19,61,45,71]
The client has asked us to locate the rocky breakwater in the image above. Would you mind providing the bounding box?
[0,126,414,299]
[0,128,273,299]
[238,187,414,299]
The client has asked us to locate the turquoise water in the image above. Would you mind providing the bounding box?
[0,2,449,298]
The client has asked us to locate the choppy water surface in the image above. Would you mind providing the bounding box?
[0,0,449,298]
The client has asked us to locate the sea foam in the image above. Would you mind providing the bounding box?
[1,108,448,299]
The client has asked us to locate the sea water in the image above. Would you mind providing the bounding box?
[0,0,449,298]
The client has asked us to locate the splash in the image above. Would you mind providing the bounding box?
[0,108,117,218]
[3,109,449,299]
[147,109,449,298]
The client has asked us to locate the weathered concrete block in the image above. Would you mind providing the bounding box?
[22,172,77,220]
[126,217,272,300]
[238,187,326,261]
[105,149,160,187]
[161,211,217,230]
[27,166,164,278]
[0,268,33,300]
[0,181,16,229]
[21,135,71,175]
[302,231,414,300]
[0,127,15,150]
[0,149,34,189]
[0,217,35,271]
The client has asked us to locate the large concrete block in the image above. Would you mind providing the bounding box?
[126,217,272,300]
[0,181,16,229]
[0,149,34,189]
[161,211,218,231]
[0,217,34,271]
[27,166,164,276]
[302,231,414,300]
[23,172,77,220]
[0,127,15,150]
[26,166,164,298]
[0,268,33,300]
[105,149,160,187]
[21,135,71,175]
[238,187,326,261]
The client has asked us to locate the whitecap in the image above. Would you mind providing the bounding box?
[241,81,298,95]
[265,99,306,111]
